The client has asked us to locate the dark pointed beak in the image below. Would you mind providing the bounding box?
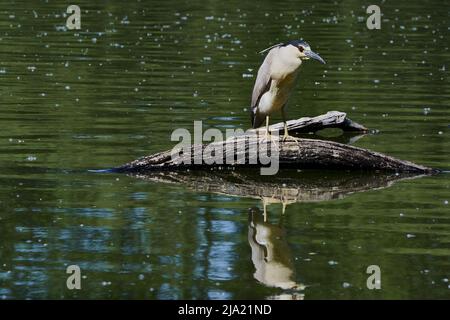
[305,50,326,64]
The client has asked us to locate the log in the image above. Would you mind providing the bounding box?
[112,111,438,174]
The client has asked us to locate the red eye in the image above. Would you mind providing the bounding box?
[298,46,304,52]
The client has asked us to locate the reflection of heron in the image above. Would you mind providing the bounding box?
[129,170,427,300]
[248,207,305,299]
[251,40,326,141]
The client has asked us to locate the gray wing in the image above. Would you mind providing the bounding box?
[251,51,274,128]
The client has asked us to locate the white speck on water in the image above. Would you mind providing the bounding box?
[121,16,130,25]
[406,234,416,238]
[438,131,443,135]
[444,200,448,205]
[26,155,37,161]
[138,274,145,280]
[342,282,351,288]
[55,25,67,31]
[328,260,338,266]
[242,73,253,78]
[373,79,380,84]
[65,85,70,90]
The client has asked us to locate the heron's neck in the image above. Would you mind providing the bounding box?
[275,46,302,74]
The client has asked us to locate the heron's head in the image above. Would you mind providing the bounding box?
[289,40,326,64]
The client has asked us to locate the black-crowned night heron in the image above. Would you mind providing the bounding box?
[250,40,326,140]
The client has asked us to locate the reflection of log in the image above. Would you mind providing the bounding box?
[113,111,437,174]
[131,170,426,204]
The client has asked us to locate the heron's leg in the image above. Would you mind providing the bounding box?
[260,115,277,145]
[283,121,289,139]
[281,107,300,142]
[265,115,271,139]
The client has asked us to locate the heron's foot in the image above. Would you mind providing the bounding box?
[282,133,301,142]
[260,131,279,146]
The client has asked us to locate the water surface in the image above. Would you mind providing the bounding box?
[0,0,449,299]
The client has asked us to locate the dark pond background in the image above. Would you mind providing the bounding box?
[0,0,449,299]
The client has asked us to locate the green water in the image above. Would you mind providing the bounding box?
[0,0,449,299]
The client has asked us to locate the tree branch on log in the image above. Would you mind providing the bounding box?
[260,110,368,134]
